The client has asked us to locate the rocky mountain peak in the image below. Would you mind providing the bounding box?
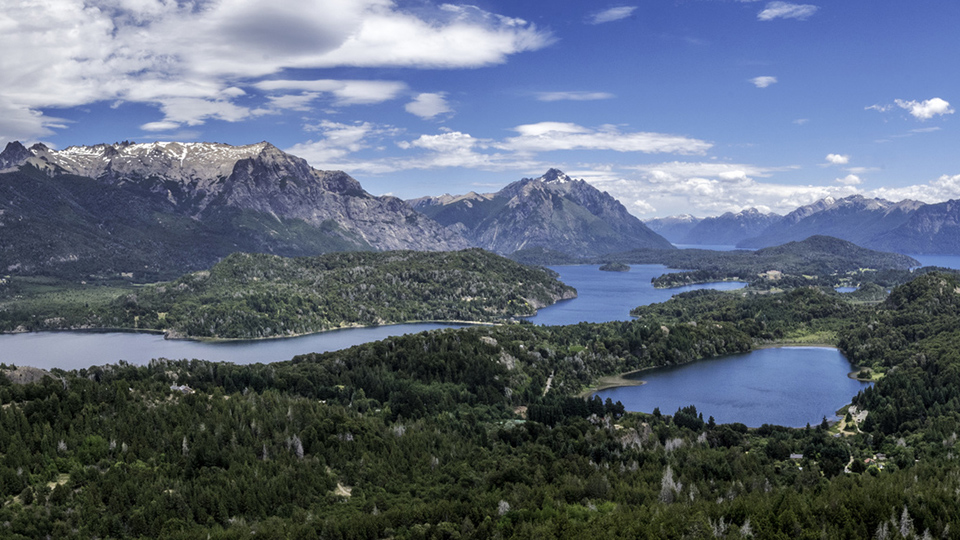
[0,141,32,171]
[539,168,573,184]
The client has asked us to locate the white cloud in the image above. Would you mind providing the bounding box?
[826,154,850,165]
[750,76,778,88]
[499,122,712,155]
[405,93,453,119]
[589,7,638,24]
[140,121,182,132]
[535,92,615,102]
[757,2,819,21]
[868,174,960,204]
[286,121,394,169]
[866,104,894,113]
[265,93,321,112]
[255,80,407,105]
[835,174,862,185]
[895,98,954,120]
[0,0,552,140]
[587,161,857,218]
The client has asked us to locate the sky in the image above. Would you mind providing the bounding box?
[2,0,959,219]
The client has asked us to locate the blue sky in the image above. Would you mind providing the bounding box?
[2,0,958,218]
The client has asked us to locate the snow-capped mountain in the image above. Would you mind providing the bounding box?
[0,140,467,278]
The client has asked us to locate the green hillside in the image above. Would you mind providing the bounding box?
[0,249,575,339]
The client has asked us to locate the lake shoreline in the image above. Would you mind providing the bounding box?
[1,319,497,343]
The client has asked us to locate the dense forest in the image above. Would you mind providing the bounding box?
[0,249,575,339]
[3,272,960,538]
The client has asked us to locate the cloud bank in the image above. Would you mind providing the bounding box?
[0,0,553,139]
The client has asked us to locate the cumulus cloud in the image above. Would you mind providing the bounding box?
[836,174,862,185]
[757,2,819,20]
[286,120,398,170]
[584,161,859,218]
[499,122,712,155]
[0,0,552,140]
[535,92,615,102]
[868,174,960,204]
[589,6,638,24]
[405,93,453,119]
[895,98,954,120]
[750,76,778,88]
[826,154,850,165]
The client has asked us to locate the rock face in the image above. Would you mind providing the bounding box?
[871,199,960,255]
[738,195,925,251]
[678,208,782,246]
[0,141,467,278]
[410,169,674,257]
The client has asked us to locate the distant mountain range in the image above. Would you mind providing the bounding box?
[646,209,783,246]
[0,140,467,279]
[4,137,959,283]
[649,195,960,255]
[408,168,674,257]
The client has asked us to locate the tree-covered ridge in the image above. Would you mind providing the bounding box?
[0,249,575,339]
[4,273,960,537]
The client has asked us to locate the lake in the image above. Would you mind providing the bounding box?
[593,347,871,427]
[909,254,960,270]
[0,323,469,371]
[0,264,742,370]
[528,265,745,326]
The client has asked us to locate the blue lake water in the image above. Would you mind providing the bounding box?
[594,347,870,427]
[909,254,960,270]
[527,265,746,326]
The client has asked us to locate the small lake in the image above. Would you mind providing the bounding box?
[593,347,871,427]
[527,265,746,326]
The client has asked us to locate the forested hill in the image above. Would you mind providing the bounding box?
[1,249,576,339]
[4,273,960,537]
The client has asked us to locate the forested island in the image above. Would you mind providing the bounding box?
[0,249,575,339]
[2,272,960,538]
[598,262,630,272]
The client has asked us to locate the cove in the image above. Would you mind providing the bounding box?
[592,347,872,428]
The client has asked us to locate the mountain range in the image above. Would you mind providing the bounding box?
[649,195,960,256]
[646,209,783,246]
[408,168,674,257]
[0,141,467,279]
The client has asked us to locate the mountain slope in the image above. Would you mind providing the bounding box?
[0,141,467,279]
[643,214,702,243]
[411,169,673,257]
[870,199,960,255]
[738,195,924,250]
[678,208,782,246]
